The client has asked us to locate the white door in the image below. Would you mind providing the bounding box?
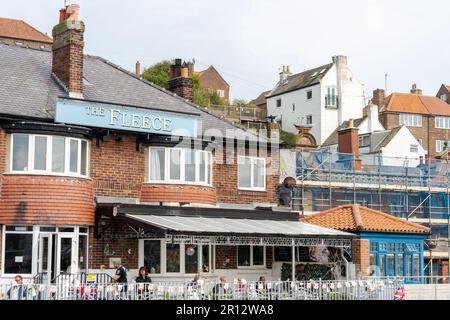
[56,235,78,275]
[37,234,53,284]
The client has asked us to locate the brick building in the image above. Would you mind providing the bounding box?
[436,84,450,105]
[0,17,52,49]
[375,85,450,158]
[0,5,355,284]
[195,66,230,104]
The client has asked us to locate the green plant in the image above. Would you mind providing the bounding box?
[281,263,334,281]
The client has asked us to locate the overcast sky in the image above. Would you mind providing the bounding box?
[2,0,449,102]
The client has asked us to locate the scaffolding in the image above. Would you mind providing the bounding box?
[280,149,450,271]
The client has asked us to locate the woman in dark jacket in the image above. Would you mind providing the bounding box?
[135,266,152,283]
[135,266,152,299]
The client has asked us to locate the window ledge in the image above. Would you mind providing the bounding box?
[4,172,91,180]
[238,187,266,192]
[144,181,214,188]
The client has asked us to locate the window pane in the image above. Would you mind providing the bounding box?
[379,255,386,276]
[414,255,420,278]
[397,254,404,277]
[185,149,196,182]
[34,136,47,170]
[144,240,161,274]
[149,148,165,181]
[169,149,181,180]
[185,244,199,274]
[80,140,87,176]
[253,159,265,188]
[4,233,33,274]
[69,140,78,173]
[207,153,212,184]
[52,136,65,173]
[387,254,395,276]
[238,157,251,188]
[199,152,206,182]
[78,235,88,273]
[202,245,209,273]
[253,246,264,266]
[166,243,180,273]
[12,135,29,171]
[238,246,251,266]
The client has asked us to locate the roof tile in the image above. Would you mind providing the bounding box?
[301,205,430,234]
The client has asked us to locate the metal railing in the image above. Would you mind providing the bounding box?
[33,272,113,285]
[207,105,268,122]
[0,279,403,300]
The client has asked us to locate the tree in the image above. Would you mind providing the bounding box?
[141,60,171,89]
[142,60,226,107]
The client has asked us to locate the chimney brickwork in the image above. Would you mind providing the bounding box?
[372,89,385,109]
[168,59,193,102]
[52,4,85,97]
[338,119,362,170]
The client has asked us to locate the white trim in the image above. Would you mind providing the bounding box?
[237,155,266,191]
[148,147,213,187]
[9,134,89,178]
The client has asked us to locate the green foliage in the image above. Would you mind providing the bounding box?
[142,60,171,89]
[280,263,334,281]
[280,130,297,148]
[142,60,226,107]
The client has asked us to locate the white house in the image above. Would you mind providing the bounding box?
[321,104,385,153]
[266,55,364,144]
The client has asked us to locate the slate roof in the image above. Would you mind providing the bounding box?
[266,63,333,98]
[0,17,52,44]
[369,126,403,153]
[0,42,262,140]
[249,90,270,107]
[321,117,365,146]
[380,93,450,116]
[302,205,430,234]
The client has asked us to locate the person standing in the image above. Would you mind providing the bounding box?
[8,275,27,300]
[112,261,128,298]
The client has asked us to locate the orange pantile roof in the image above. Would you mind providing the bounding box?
[301,205,429,234]
[0,17,52,44]
[380,93,450,116]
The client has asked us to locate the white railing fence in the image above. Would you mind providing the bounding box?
[0,279,403,300]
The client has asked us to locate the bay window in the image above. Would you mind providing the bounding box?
[148,147,212,185]
[10,134,89,177]
[237,245,265,267]
[238,156,266,191]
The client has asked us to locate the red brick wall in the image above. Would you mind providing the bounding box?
[90,132,145,198]
[351,239,370,277]
[213,148,278,204]
[0,175,94,225]
[52,21,84,94]
[198,68,230,104]
[88,221,139,270]
[215,246,237,269]
[168,77,193,102]
[141,184,217,205]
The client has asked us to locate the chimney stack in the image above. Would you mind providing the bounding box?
[52,4,84,98]
[366,103,379,133]
[410,84,422,95]
[168,58,194,102]
[279,65,292,83]
[135,61,141,78]
[372,89,385,108]
[338,118,361,170]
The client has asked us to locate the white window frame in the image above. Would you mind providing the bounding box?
[326,86,337,107]
[237,156,266,191]
[410,144,419,153]
[399,114,422,127]
[237,245,266,269]
[139,239,212,276]
[306,90,313,100]
[435,116,450,129]
[436,140,450,153]
[9,134,90,178]
[147,147,212,186]
[216,89,225,98]
[276,99,282,108]
[440,94,448,102]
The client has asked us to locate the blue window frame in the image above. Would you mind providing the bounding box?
[361,233,426,284]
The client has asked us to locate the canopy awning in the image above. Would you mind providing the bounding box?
[122,214,355,247]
